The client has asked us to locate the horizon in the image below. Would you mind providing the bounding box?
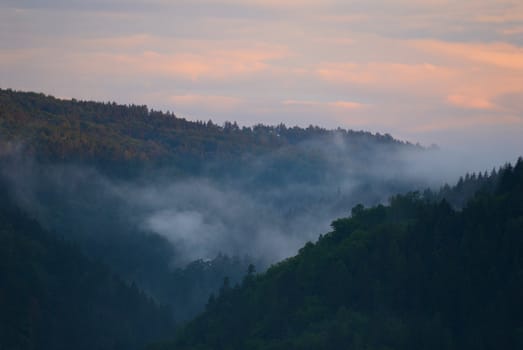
[0,87,424,140]
[1,0,522,171]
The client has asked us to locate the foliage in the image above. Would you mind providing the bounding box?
[0,183,174,350]
[423,166,502,208]
[0,89,414,176]
[154,158,523,350]
[0,88,424,325]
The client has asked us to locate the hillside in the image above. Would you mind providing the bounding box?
[0,89,433,323]
[0,183,174,350]
[0,89,413,175]
[153,158,523,350]
[1,88,520,350]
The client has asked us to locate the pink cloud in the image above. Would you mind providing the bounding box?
[328,101,366,110]
[316,62,455,93]
[412,40,523,70]
[282,99,366,109]
[447,94,495,110]
[411,114,523,133]
[69,44,289,81]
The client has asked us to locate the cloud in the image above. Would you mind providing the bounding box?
[413,40,523,70]
[410,114,523,133]
[329,101,367,110]
[282,99,366,111]
[0,37,290,86]
[169,94,242,112]
[447,94,495,110]
[282,99,321,106]
[316,62,455,93]
[1,0,522,160]
[499,26,523,35]
[73,47,288,81]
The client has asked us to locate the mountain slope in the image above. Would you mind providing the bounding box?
[154,158,523,350]
[0,184,174,350]
[0,88,429,324]
[0,88,415,173]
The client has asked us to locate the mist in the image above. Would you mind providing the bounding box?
[1,133,504,268]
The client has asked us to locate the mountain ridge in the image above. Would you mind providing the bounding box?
[0,88,419,171]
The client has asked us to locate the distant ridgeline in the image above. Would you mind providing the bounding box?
[152,158,523,350]
[0,88,417,174]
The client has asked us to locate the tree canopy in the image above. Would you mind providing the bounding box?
[152,158,523,350]
[0,183,174,350]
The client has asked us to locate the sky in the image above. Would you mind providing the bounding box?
[1,0,522,167]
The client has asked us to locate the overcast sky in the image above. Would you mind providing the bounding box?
[1,0,522,167]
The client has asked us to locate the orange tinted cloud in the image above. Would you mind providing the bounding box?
[315,37,523,115]
[70,34,291,81]
[71,44,289,81]
[329,101,366,110]
[447,94,495,110]
[317,62,455,92]
[411,114,523,133]
[2,0,523,144]
[408,39,523,112]
[412,40,523,70]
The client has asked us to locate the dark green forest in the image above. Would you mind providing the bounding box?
[1,89,521,350]
[0,89,432,325]
[0,182,174,350]
[153,159,523,350]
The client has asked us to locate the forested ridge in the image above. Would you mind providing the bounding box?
[0,88,414,173]
[0,89,428,325]
[2,88,521,350]
[153,158,523,350]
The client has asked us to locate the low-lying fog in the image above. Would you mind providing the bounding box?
[1,133,515,267]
